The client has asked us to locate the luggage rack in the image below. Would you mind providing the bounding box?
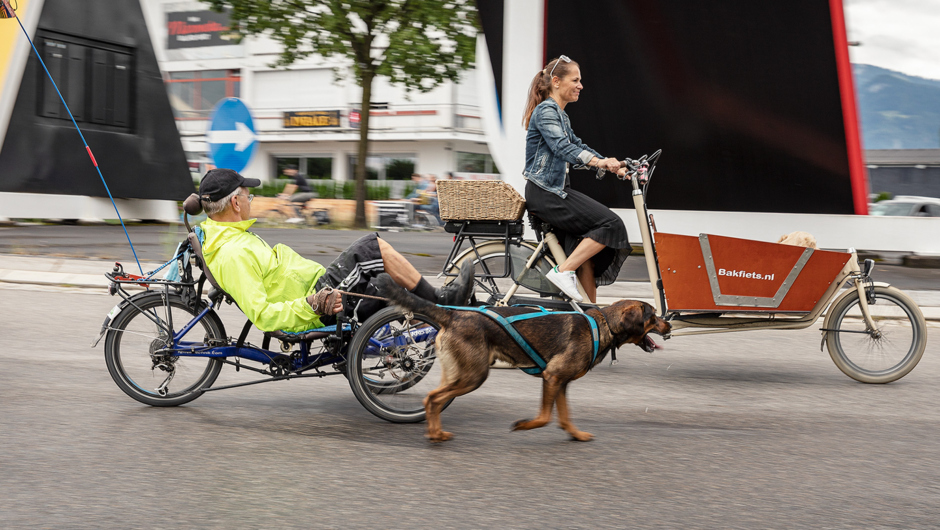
[441,219,525,280]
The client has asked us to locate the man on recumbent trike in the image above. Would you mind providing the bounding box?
[195,168,474,332]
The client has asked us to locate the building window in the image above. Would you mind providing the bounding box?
[37,33,134,130]
[350,155,417,180]
[274,157,334,180]
[456,151,499,174]
[166,69,240,118]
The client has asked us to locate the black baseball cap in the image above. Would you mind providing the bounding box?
[199,168,261,202]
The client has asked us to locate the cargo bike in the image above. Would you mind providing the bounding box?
[94,195,447,423]
[438,151,927,383]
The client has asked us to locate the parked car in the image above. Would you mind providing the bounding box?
[870,196,940,217]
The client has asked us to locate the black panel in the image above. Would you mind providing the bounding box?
[39,40,65,118]
[545,0,854,214]
[112,53,130,127]
[90,47,107,124]
[66,43,85,121]
[0,0,193,200]
[475,0,504,121]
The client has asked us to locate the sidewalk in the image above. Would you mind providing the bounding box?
[2,253,939,319]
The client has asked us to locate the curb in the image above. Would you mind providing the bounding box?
[903,255,940,269]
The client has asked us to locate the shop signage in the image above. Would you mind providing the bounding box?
[283,110,341,128]
[166,11,234,49]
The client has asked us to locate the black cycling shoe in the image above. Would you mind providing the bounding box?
[435,261,475,306]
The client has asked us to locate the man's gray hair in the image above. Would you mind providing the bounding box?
[203,188,239,216]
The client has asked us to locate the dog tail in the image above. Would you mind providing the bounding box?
[374,261,475,327]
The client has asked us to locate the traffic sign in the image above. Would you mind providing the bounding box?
[207,98,257,173]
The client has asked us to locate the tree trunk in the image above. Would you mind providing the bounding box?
[354,69,374,228]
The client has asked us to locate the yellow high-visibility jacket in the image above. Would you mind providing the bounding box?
[200,217,326,332]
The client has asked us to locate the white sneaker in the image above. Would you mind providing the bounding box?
[545,266,583,302]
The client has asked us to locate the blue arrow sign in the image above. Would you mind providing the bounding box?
[208,98,257,173]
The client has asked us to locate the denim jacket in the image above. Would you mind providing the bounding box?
[523,97,602,198]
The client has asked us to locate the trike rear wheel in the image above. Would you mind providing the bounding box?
[104,293,225,406]
[347,306,449,423]
[825,285,927,383]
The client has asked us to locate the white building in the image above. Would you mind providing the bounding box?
[140,1,498,192]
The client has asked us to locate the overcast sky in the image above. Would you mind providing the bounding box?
[844,0,940,80]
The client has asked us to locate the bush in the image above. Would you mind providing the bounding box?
[257,180,289,197]
[873,191,893,202]
[368,184,391,200]
[314,181,337,199]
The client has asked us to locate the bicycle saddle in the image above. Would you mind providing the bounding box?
[526,212,556,239]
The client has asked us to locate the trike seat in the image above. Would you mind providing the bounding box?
[182,193,341,344]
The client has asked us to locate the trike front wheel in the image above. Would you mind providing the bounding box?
[104,293,225,406]
[347,306,449,423]
[825,285,927,383]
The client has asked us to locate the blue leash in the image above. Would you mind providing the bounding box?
[442,305,600,375]
[3,2,143,275]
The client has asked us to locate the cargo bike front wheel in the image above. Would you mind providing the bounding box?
[825,285,927,384]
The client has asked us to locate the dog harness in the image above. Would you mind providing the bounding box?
[442,305,599,375]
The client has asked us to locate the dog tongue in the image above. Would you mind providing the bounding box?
[645,336,662,350]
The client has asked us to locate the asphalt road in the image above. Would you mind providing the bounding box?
[2,283,939,528]
[1,223,939,289]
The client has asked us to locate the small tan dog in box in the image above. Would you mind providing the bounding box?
[777,231,817,249]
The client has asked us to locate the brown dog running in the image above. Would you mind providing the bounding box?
[376,272,672,442]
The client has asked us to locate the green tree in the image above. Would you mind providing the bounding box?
[207,0,478,227]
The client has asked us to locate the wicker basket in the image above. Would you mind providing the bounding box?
[437,180,527,221]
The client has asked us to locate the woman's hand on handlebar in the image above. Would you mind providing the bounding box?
[615,167,630,179]
[592,157,621,172]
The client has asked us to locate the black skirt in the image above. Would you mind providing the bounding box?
[525,180,631,286]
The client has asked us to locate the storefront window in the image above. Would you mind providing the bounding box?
[456,151,499,174]
[166,69,240,118]
[306,158,333,179]
[274,157,334,180]
[349,155,416,180]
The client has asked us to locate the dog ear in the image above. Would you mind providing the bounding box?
[616,302,647,344]
[373,273,399,295]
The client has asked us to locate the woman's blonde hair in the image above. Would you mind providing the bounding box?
[522,56,580,128]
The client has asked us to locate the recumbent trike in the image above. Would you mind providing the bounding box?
[94,194,449,423]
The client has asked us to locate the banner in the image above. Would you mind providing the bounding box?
[166,10,234,50]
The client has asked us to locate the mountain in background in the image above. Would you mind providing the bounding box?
[853,64,940,149]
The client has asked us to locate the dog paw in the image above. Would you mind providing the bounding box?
[427,431,454,443]
[512,419,531,431]
[570,431,594,442]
